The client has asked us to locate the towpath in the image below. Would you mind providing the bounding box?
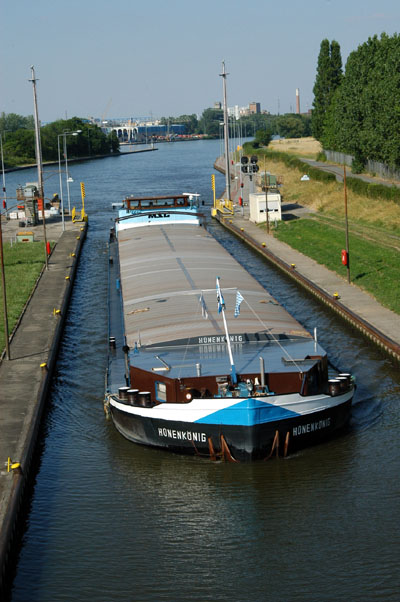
[0,215,87,593]
[302,158,400,187]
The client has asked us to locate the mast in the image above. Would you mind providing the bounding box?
[220,61,231,201]
[30,65,48,269]
[216,277,237,384]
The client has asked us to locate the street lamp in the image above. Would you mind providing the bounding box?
[57,134,66,231]
[0,132,10,216]
[0,205,10,359]
[62,130,81,215]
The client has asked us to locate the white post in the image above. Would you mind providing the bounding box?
[0,134,7,215]
[64,134,72,215]
[216,277,237,384]
[57,135,65,231]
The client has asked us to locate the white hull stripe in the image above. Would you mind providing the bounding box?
[109,390,353,427]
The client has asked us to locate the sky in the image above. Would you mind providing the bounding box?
[1,0,400,122]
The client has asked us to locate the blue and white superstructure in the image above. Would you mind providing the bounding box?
[106,194,355,461]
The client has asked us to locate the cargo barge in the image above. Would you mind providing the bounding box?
[105,193,355,461]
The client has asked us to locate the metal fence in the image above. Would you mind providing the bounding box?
[324,149,400,181]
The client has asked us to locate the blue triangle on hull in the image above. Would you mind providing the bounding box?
[195,398,299,426]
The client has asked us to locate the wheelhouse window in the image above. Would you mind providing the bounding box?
[155,381,167,402]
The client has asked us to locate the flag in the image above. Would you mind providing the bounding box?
[234,291,244,317]
[216,277,225,313]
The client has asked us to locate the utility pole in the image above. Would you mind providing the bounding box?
[343,165,351,283]
[0,209,10,359]
[220,61,231,201]
[264,156,270,234]
[30,65,49,270]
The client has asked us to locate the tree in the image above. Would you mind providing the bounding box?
[322,33,400,168]
[198,108,223,136]
[160,114,199,135]
[2,116,119,167]
[254,128,273,147]
[277,114,311,138]
[312,39,343,140]
[2,130,35,166]
[0,112,34,132]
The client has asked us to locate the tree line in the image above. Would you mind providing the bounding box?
[1,107,312,169]
[160,109,311,139]
[312,33,400,171]
[1,115,119,168]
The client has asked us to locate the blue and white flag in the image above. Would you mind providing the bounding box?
[234,291,244,317]
[216,277,225,313]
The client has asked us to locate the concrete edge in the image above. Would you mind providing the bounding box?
[0,223,88,596]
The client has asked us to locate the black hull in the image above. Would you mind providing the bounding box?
[110,399,353,462]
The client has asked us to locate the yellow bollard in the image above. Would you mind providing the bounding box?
[7,458,21,473]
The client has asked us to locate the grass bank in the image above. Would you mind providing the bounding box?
[270,217,400,315]
[0,242,47,352]
[243,144,400,234]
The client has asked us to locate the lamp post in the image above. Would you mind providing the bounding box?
[57,134,66,231]
[1,133,8,216]
[30,65,49,270]
[0,206,10,359]
[62,130,81,215]
[220,61,231,201]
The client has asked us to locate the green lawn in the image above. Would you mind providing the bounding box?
[273,218,400,314]
[0,242,47,352]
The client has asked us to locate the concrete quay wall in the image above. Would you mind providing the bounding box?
[0,221,88,596]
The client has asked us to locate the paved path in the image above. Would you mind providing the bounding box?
[303,158,400,188]
[0,216,87,593]
[215,156,400,358]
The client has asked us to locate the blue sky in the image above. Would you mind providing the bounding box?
[1,0,399,122]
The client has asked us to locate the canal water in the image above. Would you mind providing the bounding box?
[6,141,400,601]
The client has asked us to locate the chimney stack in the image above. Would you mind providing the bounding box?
[296,88,300,114]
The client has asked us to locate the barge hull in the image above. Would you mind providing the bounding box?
[110,399,352,462]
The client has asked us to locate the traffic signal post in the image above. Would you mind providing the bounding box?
[241,155,259,195]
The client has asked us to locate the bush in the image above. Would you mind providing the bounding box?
[351,154,365,174]
[346,177,400,204]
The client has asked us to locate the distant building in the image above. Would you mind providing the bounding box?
[214,102,222,110]
[249,102,261,114]
[228,105,241,119]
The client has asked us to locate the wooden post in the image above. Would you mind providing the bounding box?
[343,165,351,284]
